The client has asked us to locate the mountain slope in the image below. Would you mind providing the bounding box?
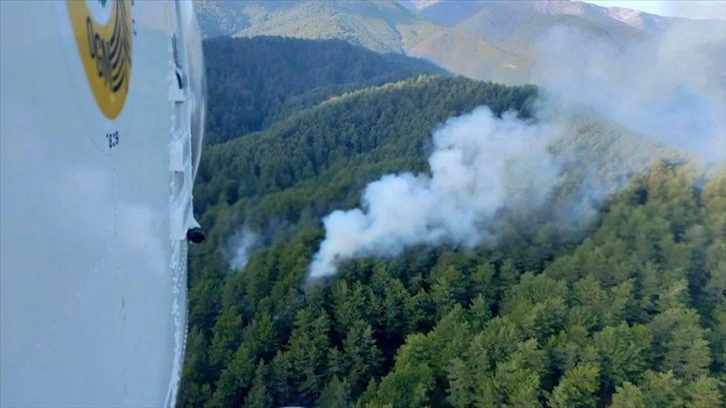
[409,0,644,59]
[183,4,725,406]
[196,0,724,87]
[193,0,532,83]
[403,0,690,35]
[195,0,417,53]
[194,75,538,232]
[179,75,539,406]
[203,36,445,144]
[180,72,725,406]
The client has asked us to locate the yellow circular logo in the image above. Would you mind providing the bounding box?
[66,0,133,120]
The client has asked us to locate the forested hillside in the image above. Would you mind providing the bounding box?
[193,0,531,84]
[203,36,445,144]
[194,0,722,87]
[179,68,725,407]
[194,75,535,240]
[194,0,417,52]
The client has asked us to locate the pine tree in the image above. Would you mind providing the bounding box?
[548,363,600,408]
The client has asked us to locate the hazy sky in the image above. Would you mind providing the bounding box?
[582,0,726,20]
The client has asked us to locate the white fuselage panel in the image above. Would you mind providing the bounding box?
[0,1,188,406]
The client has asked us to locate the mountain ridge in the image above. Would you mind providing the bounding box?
[202,36,446,144]
[180,49,725,406]
[194,0,717,84]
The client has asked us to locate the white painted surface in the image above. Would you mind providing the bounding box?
[0,1,203,406]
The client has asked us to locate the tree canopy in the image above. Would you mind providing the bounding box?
[178,36,725,408]
[203,36,445,144]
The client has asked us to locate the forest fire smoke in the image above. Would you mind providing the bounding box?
[308,106,560,279]
[533,21,726,163]
[307,16,726,281]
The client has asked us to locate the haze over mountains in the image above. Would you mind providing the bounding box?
[402,0,685,34]
[193,0,725,85]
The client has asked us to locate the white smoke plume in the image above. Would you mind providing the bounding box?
[308,107,560,279]
[307,14,726,281]
[228,227,259,270]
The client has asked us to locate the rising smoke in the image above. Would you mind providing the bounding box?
[308,107,561,279]
[307,15,726,281]
[228,227,259,270]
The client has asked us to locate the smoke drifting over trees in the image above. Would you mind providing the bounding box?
[180,28,725,407]
[308,17,726,281]
[309,106,560,280]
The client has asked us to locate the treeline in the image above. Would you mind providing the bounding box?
[203,36,445,144]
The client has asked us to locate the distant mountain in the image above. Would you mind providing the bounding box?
[218,0,524,82]
[403,0,678,34]
[193,0,533,83]
[409,0,644,56]
[195,0,418,53]
[203,36,445,144]
[194,0,724,85]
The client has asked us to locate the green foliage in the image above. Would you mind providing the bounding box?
[194,74,536,237]
[317,376,352,408]
[193,0,662,85]
[549,363,601,407]
[195,0,418,53]
[203,36,444,144]
[178,45,725,407]
[369,363,435,408]
[181,157,725,407]
[611,382,647,408]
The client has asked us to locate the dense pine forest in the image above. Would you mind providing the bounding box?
[178,37,725,407]
[204,36,444,144]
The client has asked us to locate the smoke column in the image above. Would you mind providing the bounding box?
[307,14,726,281]
[308,107,560,279]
